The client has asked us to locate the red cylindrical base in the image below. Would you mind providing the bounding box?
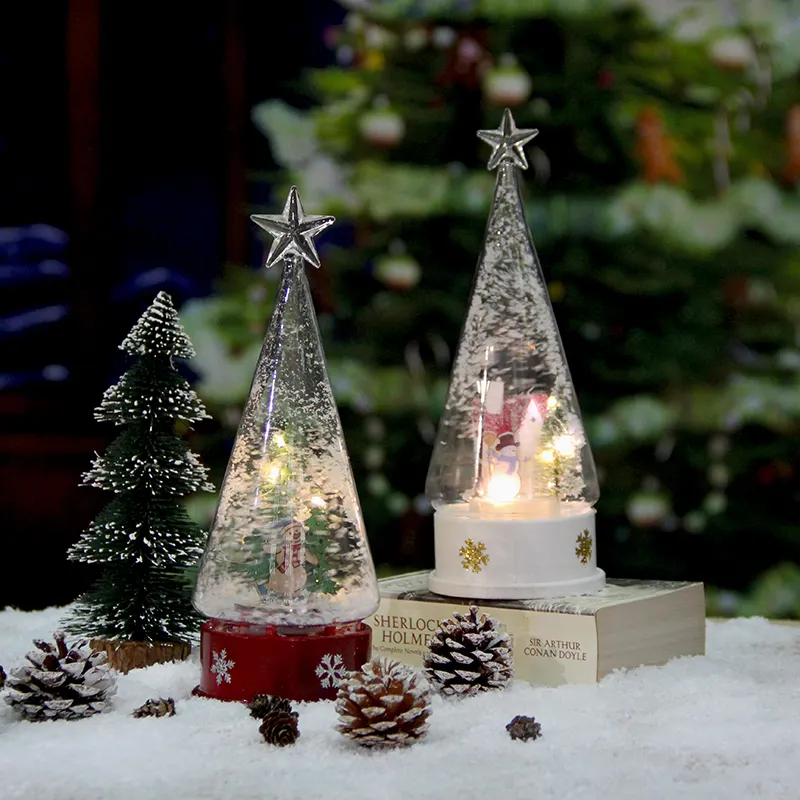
[194,619,372,703]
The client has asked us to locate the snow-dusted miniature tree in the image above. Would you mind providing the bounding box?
[64,292,213,644]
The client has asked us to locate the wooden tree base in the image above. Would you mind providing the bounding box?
[90,638,191,674]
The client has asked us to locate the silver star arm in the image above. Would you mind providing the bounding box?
[251,186,335,269]
[477,108,539,171]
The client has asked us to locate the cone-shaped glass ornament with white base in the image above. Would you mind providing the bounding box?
[193,187,379,701]
[426,110,605,600]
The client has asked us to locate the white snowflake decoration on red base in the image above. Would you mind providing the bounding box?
[211,649,235,685]
[315,653,347,689]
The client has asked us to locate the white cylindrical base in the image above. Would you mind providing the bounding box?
[429,503,605,600]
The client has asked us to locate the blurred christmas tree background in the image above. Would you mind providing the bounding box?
[181,0,800,618]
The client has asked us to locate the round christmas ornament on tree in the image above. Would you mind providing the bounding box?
[425,109,605,599]
[423,606,512,696]
[483,54,532,108]
[193,187,379,702]
[63,291,213,671]
[708,35,756,71]
[358,96,405,148]
[4,632,117,722]
[626,486,671,529]
[374,241,421,291]
[437,32,490,89]
[335,658,431,748]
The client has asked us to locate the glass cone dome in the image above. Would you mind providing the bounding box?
[425,122,599,522]
[194,189,379,627]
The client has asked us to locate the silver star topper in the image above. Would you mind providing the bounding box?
[251,186,335,269]
[477,108,539,171]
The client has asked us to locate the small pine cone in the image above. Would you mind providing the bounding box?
[506,715,542,741]
[4,631,117,722]
[132,697,176,718]
[423,605,513,697]
[259,711,300,746]
[336,658,431,749]
[247,693,294,720]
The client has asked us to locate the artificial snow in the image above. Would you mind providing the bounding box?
[1,607,798,800]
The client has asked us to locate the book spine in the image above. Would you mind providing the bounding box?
[369,597,600,686]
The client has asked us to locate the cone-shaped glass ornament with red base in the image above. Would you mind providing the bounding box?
[426,109,605,600]
[193,187,379,702]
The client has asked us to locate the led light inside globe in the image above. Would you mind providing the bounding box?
[487,472,521,501]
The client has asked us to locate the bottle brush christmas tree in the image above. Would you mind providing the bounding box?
[63,292,213,671]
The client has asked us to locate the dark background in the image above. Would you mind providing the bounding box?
[0,0,342,610]
[3,1,799,618]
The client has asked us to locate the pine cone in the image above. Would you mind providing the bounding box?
[336,658,431,748]
[247,693,294,720]
[506,715,542,741]
[4,631,117,721]
[132,697,176,718]
[259,711,300,746]
[423,605,513,697]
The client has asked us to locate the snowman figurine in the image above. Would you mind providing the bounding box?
[492,432,519,475]
[486,431,522,500]
[258,519,319,598]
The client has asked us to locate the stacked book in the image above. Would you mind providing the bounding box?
[371,571,705,686]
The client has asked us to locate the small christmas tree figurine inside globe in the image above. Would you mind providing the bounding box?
[193,187,379,701]
[425,109,605,600]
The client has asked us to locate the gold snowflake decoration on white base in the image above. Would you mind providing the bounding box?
[575,529,592,565]
[459,539,489,573]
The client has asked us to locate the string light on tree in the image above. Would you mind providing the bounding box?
[425,109,605,600]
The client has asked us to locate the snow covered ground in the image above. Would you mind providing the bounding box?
[1,606,798,800]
